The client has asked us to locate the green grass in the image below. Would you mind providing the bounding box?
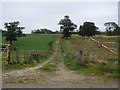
[2,53,52,71]
[2,34,56,71]
[39,57,58,72]
[64,57,104,76]
[61,35,119,79]
[2,61,38,70]
[40,63,56,72]
[39,41,60,72]
[2,34,55,50]
[64,57,119,79]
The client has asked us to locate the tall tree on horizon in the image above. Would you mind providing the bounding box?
[4,21,25,44]
[78,22,98,36]
[104,22,119,36]
[58,15,77,39]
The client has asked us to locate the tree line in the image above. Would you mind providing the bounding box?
[58,15,120,39]
[31,28,59,34]
[1,15,120,44]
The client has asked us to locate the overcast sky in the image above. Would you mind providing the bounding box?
[1,1,118,33]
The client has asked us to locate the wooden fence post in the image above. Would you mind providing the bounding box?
[79,48,83,64]
[87,49,89,64]
[24,50,26,63]
[7,45,11,64]
[16,48,19,63]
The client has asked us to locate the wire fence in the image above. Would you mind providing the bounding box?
[2,48,52,64]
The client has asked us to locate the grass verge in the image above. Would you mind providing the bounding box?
[61,35,119,79]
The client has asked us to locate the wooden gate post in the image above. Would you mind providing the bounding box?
[16,48,19,63]
[7,45,11,64]
[79,48,83,64]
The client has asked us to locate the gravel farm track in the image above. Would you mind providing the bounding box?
[2,39,118,88]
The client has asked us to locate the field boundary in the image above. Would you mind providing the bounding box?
[90,37,118,55]
[2,40,59,76]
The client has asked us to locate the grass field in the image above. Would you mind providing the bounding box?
[2,34,119,78]
[2,34,55,50]
[2,34,56,70]
[61,35,119,79]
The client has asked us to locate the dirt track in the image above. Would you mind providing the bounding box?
[2,40,118,88]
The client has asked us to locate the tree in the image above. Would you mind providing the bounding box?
[58,15,77,39]
[31,28,53,34]
[78,22,98,36]
[4,21,25,44]
[104,22,119,36]
[17,27,25,37]
[0,29,6,36]
[96,30,101,35]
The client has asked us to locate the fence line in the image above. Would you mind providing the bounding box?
[2,49,52,64]
[90,37,118,55]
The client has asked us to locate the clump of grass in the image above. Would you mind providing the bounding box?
[63,56,119,78]
[2,52,53,71]
[40,57,58,72]
[64,57,104,76]
[40,64,56,72]
[96,64,119,79]
[2,61,38,70]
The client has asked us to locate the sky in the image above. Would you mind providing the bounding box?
[0,0,119,34]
